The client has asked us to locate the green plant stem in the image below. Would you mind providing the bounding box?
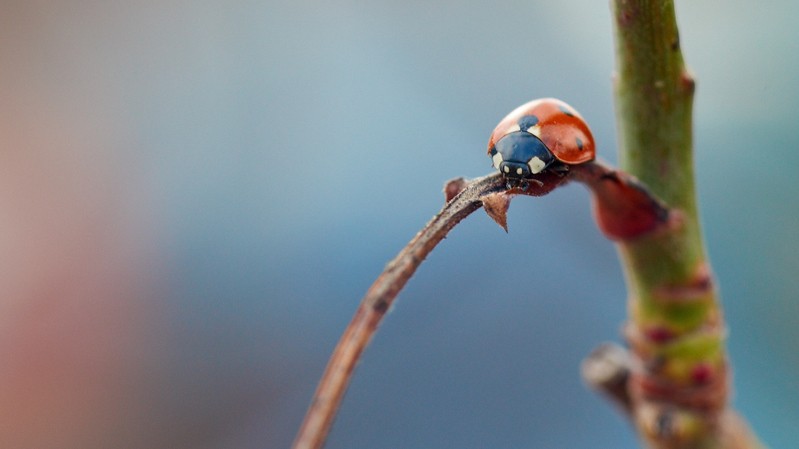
[613,0,703,293]
[609,1,765,448]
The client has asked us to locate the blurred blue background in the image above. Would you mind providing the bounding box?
[0,1,796,448]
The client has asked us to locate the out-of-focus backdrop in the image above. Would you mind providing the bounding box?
[1,1,796,448]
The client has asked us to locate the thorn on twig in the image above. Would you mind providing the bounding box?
[482,192,512,232]
[293,172,506,449]
[443,177,469,202]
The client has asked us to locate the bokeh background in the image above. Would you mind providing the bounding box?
[1,1,797,448]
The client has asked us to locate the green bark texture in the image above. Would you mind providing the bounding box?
[610,1,766,448]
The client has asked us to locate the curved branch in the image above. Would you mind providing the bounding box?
[292,173,507,449]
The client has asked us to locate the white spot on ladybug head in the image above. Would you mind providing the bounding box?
[503,165,510,173]
[516,167,523,175]
[506,124,521,134]
[492,152,503,169]
[528,156,546,174]
[526,125,542,138]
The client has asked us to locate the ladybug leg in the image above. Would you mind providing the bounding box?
[526,178,544,188]
[550,163,570,176]
[505,177,543,191]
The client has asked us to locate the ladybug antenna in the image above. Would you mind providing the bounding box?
[506,178,544,191]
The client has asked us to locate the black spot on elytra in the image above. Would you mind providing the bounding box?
[576,137,583,150]
[558,105,574,117]
[518,115,539,129]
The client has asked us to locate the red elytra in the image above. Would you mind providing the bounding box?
[488,98,595,166]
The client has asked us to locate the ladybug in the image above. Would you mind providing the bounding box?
[488,98,595,188]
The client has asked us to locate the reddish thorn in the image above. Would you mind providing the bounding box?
[644,326,676,343]
[589,172,670,240]
[691,363,713,385]
[681,69,696,94]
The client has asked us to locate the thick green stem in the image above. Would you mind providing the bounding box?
[609,1,765,448]
[613,0,705,319]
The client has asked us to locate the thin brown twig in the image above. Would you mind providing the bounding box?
[292,172,506,449]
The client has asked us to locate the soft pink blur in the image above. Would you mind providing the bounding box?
[1,4,170,448]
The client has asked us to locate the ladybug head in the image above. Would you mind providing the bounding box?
[490,128,555,181]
